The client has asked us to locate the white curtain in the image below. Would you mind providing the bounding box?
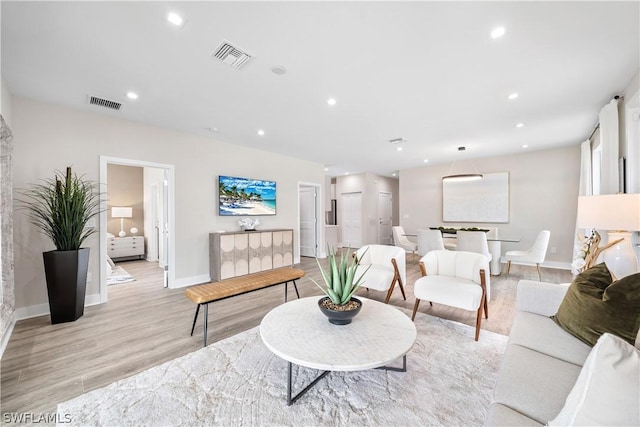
[573,140,593,272]
[598,98,620,195]
[579,140,593,197]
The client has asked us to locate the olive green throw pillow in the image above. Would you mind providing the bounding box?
[552,263,640,347]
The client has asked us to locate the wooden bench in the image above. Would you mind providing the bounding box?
[185,267,305,346]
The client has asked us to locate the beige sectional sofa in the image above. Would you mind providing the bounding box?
[485,280,593,425]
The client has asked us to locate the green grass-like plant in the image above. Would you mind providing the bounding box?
[18,167,102,251]
[311,246,370,305]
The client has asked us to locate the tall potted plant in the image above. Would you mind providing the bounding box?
[311,246,369,325]
[19,167,101,323]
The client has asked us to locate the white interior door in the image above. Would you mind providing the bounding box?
[299,186,317,257]
[158,179,169,273]
[341,192,362,248]
[378,192,392,244]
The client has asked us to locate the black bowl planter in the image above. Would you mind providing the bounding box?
[43,248,90,324]
[318,297,363,325]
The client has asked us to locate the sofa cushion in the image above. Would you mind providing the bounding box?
[509,311,591,366]
[551,263,640,346]
[548,333,640,426]
[493,344,582,424]
[485,403,543,427]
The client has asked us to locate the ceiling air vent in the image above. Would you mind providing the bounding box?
[212,40,254,69]
[87,95,122,111]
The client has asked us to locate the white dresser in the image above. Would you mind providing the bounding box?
[107,236,145,260]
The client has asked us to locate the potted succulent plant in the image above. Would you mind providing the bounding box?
[18,167,101,323]
[311,246,369,325]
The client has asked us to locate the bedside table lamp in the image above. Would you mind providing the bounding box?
[112,206,133,237]
[576,194,640,278]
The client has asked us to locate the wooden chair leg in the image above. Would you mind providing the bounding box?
[484,295,489,319]
[475,303,484,341]
[384,280,396,304]
[411,298,421,321]
[397,276,407,300]
[506,260,511,276]
[536,263,542,281]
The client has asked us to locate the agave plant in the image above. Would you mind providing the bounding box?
[311,246,370,306]
[18,167,102,251]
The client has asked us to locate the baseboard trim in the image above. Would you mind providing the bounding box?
[14,293,103,321]
[499,258,571,270]
[171,274,211,289]
[0,313,16,359]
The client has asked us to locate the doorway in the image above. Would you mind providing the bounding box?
[299,185,318,257]
[99,156,175,303]
[378,192,393,244]
[341,192,362,248]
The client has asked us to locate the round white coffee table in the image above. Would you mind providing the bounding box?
[260,296,417,405]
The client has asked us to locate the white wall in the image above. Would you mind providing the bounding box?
[399,145,581,266]
[1,78,11,125]
[11,96,325,312]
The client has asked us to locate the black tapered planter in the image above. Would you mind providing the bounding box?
[43,248,89,324]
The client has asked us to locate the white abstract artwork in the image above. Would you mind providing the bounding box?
[443,172,509,223]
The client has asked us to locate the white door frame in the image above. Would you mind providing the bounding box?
[297,181,324,262]
[99,156,176,303]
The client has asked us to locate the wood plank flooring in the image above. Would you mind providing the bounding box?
[1,254,572,420]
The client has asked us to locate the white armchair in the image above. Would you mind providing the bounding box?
[505,230,551,280]
[412,250,490,341]
[354,245,406,304]
[392,226,417,256]
[417,229,445,256]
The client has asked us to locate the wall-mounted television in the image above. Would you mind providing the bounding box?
[218,175,276,216]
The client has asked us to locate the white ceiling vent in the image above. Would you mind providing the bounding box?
[87,95,122,111]
[212,40,254,69]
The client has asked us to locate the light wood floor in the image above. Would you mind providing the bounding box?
[1,254,572,419]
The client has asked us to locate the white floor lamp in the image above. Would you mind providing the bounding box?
[576,194,640,278]
[112,206,133,238]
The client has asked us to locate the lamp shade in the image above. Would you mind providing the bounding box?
[111,206,133,218]
[576,194,640,231]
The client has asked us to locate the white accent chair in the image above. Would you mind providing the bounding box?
[392,226,417,257]
[417,229,445,256]
[456,230,492,262]
[412,250,490,341]
[354,245,406,304]
[505,230,551,281]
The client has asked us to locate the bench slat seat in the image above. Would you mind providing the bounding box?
[185,267,305,346]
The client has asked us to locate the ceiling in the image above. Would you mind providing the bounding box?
[2,1,639,177]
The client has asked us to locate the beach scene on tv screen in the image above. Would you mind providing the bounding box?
[219,175,276,216]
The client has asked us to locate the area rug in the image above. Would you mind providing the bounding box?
[57,313,507,426]
[106,266,135,285]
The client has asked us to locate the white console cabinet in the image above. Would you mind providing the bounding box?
[107,236,144,260]
[209,229,294,281]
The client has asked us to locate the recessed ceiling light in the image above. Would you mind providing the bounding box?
[167,12,185,27]
[344,172,349,175]
[327,98,337,106]
[324,167,328,171]
[392,173,397,177]
[126,91,138,100]
[257,129,265,136]
[508,93,519,100]
[515,123,524,128]
[491,26,506,39]
[396,147,403,152]
[522,144,529,148]
[271,65,287,75]
[423,159,429,163]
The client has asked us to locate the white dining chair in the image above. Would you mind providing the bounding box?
[392,226,417,256]
[417,229,445,256]
[456,230,492,262]
[505,230,551,281]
